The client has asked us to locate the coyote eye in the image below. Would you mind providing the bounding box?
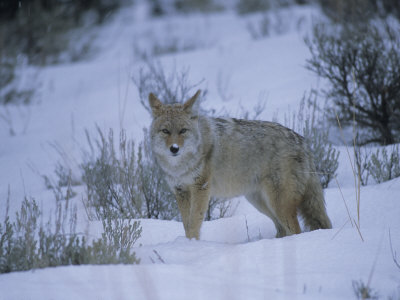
[162,129,170,134]
[179,128,187,134]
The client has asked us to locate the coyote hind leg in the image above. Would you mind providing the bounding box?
[246,191,297,238]
[262,184,301,238]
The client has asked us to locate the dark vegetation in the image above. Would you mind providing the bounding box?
[0,0,129,105]
[308,0,400,184]
[306,21,400,146]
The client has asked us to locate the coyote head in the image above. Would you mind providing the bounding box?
[148,90,201,165]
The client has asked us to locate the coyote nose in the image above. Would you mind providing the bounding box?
[170,144,179,154]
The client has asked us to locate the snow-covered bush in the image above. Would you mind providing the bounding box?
[367,144,400,184]
[236,0,307,15]
[82,127,142,220]
[206,197,238,221]
[317,0,376,23]
[0,56,35,105]
[147,0,222,16]
[174,0,222,13]
[0,187,140,274]
[286,92,340,188]
[353,144,400,185]
[0,0,126,65]
[246,9,293,39]
[132,58,206,115]
[317,0,400,23]
[247,14,272,39]
[88,217,141,265]
[304,120,339,189]
[133,29,206,59]
[0,0,127,118]
[354,144,371,186]
[236,0,271,15]
[81,126,179,221]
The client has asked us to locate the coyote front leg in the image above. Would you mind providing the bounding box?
[186,181,210,240]
[175,187,191,234]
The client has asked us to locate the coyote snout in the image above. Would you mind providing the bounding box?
[148,90,332,240]
[170,144,179,155]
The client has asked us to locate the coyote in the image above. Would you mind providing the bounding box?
[148,90,332,240]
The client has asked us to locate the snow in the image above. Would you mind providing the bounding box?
[0,2,399,300]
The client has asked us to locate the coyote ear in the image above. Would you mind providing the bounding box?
[148,93,163,117]
[183,90,201,114]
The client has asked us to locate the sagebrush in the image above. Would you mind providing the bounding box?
[81,126,179,221]
[285,92,340,188]
[368,144,400,184]
[132,58,206,115]
[0,185,141,274]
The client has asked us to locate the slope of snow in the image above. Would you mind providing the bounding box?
[1,194,399,299]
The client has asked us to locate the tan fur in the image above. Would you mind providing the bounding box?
[148,90,332,240]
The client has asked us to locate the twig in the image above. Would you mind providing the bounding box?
[5,184,11,221]
[366,231,384,291]
[153,249,165,264]
[353,220,364,242]
[334,110,364,242]
[245,216,250,242]
[331,219,350,240]
[333,175,354,228]
[389,229,400,270]
[351,68,361,227]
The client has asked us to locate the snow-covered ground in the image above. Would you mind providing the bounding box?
[0,2,399,299]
